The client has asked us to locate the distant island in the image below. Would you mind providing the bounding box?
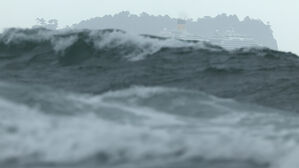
[35,12,278,50]
[71,12,278,49]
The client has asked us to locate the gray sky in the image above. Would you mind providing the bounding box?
[0,0,298,54]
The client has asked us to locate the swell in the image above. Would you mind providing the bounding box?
[1,28,299,113]
[0,28,297,68]
[0,28,195,66]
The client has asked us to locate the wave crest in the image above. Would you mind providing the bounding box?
[0,28,204,65]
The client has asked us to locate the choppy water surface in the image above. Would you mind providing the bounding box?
[1,28,299,168]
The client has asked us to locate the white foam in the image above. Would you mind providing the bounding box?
[1,86,299,167]
[0,28,218,62]
[275,147,299,168]
[52,35,78,52]
[89,30,196,61]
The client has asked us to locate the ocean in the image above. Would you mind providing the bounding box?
[0,28,299,168]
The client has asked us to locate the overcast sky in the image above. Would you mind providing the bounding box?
[0,0,298,54]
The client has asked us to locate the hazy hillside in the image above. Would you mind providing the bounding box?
[72,11,278,49]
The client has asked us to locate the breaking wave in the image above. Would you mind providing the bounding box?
[1,83,299,168]
[0,28,206,64]
[1,28,299,168]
